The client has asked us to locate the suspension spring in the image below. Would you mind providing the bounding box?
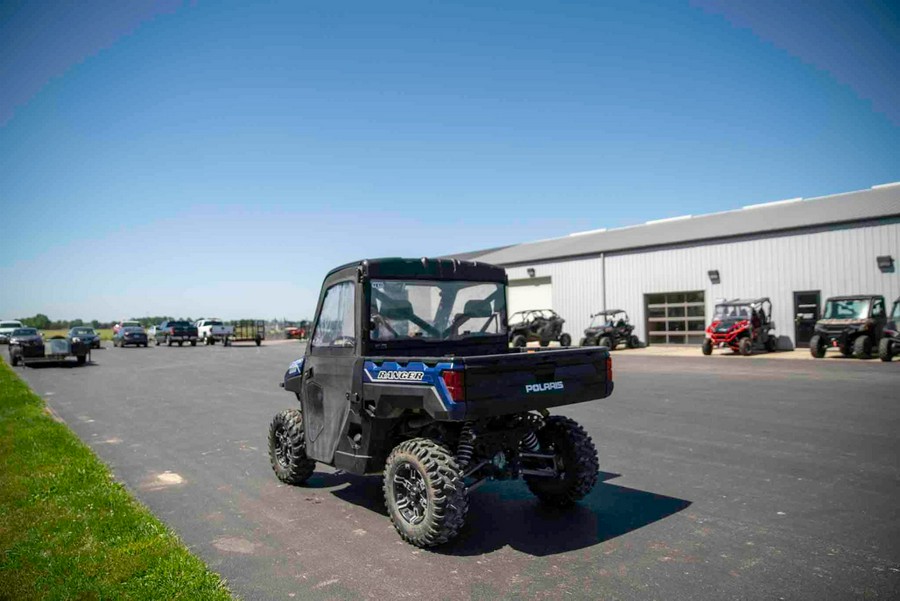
[456,422,475,470]
[520,430,540,453]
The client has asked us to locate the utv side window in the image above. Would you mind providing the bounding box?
[312,281,356,348]
[872,299,884,317]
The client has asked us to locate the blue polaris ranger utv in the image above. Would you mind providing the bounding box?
[268,258,614,547]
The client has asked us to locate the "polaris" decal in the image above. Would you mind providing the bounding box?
[525,381,564,393]
[376,371,425,381]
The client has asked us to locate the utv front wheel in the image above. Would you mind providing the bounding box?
[879,338,893,362]
[525,416,599,507]
[383,438,468,548]
[739,337,752,356]
[10,353,20,366]
[627,335,639,349]
[559,333,572,347]
[701,339,713,355]
[853,335,872,359]
[511,335,527,348]
[809,335,825,359]
[764,335,777,352]
[599,336,613,350]
[268,409,316,485]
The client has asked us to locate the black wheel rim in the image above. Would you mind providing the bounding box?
[273,425,292,468]
[393,462,427,525]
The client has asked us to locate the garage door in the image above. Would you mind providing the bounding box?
[508,277,552,315]
[645,291,705,345]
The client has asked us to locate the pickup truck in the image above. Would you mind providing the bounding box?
[153,320,198,347]
[195,318,234,345]
[267,257,614,548]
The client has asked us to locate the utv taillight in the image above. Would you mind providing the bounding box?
[441,370,465,402]
[606,357,613,383]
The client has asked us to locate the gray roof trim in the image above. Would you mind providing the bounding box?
[463,186,900,266]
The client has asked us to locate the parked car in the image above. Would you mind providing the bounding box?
[268,258,613,548]
[878,297,900,362]
[9,328,89,366]
[0,320,24,344]
[195,318,234,345]
[113,320,141,335]
[810,295,886,359]
[153,321,198,346]
[113,326,148,347]
[580,310,639,349]
[67,326,102,349]
[508,309,571,347]
[702,298,777,356]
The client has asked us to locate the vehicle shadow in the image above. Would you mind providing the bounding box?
[314,470,691,557]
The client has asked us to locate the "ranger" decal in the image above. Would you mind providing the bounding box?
[376,371,425,381]
[525,381,564,393]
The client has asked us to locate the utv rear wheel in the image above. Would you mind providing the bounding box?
[879,338,893,362]
[809,335,825,358]
[77,355,86,365]
[190,340,197,347]
[739,337,752,356]
[268,409,316,485]
[511,335,527,348]
[627,335,639,349]
[764,335,777,352]
[559,333,572,347]
[701,339,713,355]
[853,335,872,359]
[10,353,20,366]
[578,337,588,347]
[525,416,599,507]
[599,336,613,350]
[383,438,468,548]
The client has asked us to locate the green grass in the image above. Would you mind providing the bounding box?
[0,358,234,600]
[40,328,115,341]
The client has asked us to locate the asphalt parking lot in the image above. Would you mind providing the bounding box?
[10,343,899,600]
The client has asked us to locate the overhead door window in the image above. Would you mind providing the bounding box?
[645,291,705,345]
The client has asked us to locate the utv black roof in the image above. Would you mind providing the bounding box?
[326,257,507,283]
[825,294,885,301]
[592,309,626,315]
[716,297,771,306]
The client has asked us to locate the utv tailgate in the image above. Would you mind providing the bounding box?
[460,347,612,418]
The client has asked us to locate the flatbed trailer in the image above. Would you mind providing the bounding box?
[229,320,265,346]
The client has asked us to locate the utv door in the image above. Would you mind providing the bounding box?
[302,279,357,464]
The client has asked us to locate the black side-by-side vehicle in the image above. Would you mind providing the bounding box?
[878,297,900,362]
[268,258,614,548]
[580,309,639,350]
[810,295,887,359]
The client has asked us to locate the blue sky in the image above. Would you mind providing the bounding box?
[1,0,898,321]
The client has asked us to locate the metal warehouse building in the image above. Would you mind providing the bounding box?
[458,184,900,349]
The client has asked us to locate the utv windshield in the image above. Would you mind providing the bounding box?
[370,279,506,341]
[589,312,624,328]
[714,304,751,320]
[823,299,870,320]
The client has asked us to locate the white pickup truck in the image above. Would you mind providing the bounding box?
[195,319,234,345]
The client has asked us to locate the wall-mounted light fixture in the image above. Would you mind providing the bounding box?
[708,269,720,284]
[527,268,536,278]
[877,255,894,273]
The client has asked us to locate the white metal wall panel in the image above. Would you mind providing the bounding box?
[507,278,553,314]
[499,222,900,347]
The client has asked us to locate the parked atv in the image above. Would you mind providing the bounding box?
[702,298,777,356]
[878,297,899,362]
[810,295,887,359]
[508,309,572,347]
[580,310,639,350]
[268,258,614,548]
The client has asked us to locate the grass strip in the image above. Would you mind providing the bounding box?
[0,358,233,600]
